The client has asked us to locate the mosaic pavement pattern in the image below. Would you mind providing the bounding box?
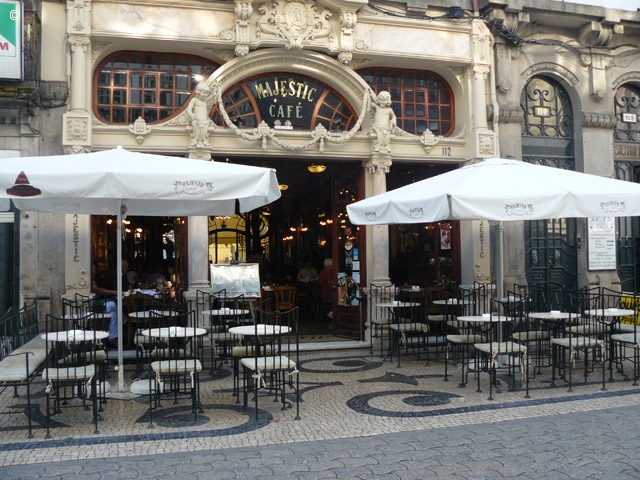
[1,347,640,466]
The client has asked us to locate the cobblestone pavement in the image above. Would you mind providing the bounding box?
[1,345,640,478]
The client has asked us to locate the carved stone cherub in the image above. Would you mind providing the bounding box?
[186,83,216,148]
[368,89,397,154]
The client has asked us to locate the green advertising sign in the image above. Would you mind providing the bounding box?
[0,1,21,79]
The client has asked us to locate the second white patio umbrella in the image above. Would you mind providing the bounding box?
[347,157,640,297]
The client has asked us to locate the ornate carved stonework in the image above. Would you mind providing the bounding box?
[363,153,392,174]
[338,10,357,65]
[67,0,91,35]
[188,148,213,161]
[91,41,112,64]
[419,129,440,154]
[68,35,90,53]
[234,0,254,56]
[64,144,91,155]
[128,116,152,144]
[256,0,333,49]
[63,112,92,147]
[66,118,88,141]
[522,62,579,86]
[478,132,496,157]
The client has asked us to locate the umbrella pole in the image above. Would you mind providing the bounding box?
[496,221,505,305]
[116,202,125,393]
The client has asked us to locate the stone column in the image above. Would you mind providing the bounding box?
[364,153,392,285]
[63,1,92,153]
[187,216,211,292]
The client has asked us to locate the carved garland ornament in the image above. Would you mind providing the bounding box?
[212,80,368,152]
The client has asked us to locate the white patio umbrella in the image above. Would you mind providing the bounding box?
[347,157,640,298]
[0,146,281,392]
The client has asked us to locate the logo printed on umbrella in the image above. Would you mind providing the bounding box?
[504,203,534,216]
[409,207,424,219]
[6,171,42,197]
[600,201,626,214]
[173,180,214,195]
[365,211,377,221]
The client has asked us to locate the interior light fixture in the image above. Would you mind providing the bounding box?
[279,184,289,191]
[308,163,327,173]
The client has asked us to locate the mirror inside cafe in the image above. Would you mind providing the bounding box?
[90,161,458,341]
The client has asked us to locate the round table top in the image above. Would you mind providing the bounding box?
[585,308,635,317]
[433,298,471,306]
[41,330,109,342]
[376,301,421,308]
[457,314,512,323]
[128,310,175,319]
[202,308,251,316]
[228,324,291,336]
[528,311,572,320]
[140,326,206,338]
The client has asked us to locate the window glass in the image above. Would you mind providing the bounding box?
[358,67,454,136]
[93,52,219,124]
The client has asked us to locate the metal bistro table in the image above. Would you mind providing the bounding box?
[585,308,635,382]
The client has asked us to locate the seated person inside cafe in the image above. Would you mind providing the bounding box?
[91,260,129,349]
[297,258,318,283]
[318,258,333,300]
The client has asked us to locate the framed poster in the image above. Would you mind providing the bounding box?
[210,263,261,297]
[588,217,616,271]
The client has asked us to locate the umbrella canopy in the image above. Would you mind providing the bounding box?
[347,157,640,301]
[0,146,280,216]
[0,146,281,392]
[347,157,640,224]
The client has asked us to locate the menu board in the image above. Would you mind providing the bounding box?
[210,263,261,297]
[588,217,616,271]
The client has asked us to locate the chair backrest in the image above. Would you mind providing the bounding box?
[397,287,426,323]
[44,312,105,370]
[369,283,397,322]
[251,306,299,356]
[124,293,155,314]
[274,285,296,309]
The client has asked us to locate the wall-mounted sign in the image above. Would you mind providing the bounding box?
[0,1,22,80]
[588,216,617,271]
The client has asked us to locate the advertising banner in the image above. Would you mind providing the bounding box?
[0,1,22,80]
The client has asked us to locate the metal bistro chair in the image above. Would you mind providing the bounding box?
[273,286,297,331]
[388,287,429,368]
[147,309,203,427]
[232,296,272,400]
[205,294,247,374]
[611,290,640,385]
[369,284,397,358]
[550,293,606,392]
[474,298,529,400]
[240,307,300,423]
[444,285,487,388]
[42,313,107,437]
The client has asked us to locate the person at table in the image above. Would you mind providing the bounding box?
[146,265,166,286]
[91,260,129,348]
[297,258,318,283]
[318,258,333,300]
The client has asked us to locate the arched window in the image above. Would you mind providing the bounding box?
[94,52,219,124]
[211,73,358,131]
[357,68,454,136]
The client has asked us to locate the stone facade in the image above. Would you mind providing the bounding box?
[3,0,640,319]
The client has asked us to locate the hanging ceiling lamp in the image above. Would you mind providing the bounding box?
[308,163,327,173]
